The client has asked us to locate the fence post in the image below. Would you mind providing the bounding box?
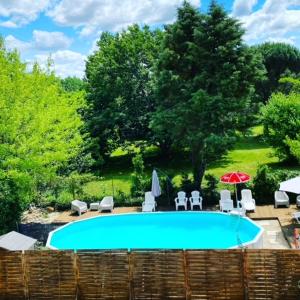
[21,251,29,300]
[242,249,249,300]
[183,251,191,300]
[74,251,79,300]
[128,251,134,300]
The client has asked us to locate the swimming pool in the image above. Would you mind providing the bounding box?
[47,212,263,250]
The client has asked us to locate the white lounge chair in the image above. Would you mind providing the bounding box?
[189,190,203,210]
[274,191,289,208]
[220,189,232,202]
[71,200,88,216]
[240,189,256,212]
[175,191,188,210]
[293,212,300,224]
[219,199,234,212]
[99,196,114,212]
[142,192,157,212]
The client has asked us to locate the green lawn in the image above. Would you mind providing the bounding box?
[84,126,297,198]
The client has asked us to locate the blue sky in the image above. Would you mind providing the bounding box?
[0,0,299,78]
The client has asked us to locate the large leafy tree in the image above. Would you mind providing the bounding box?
[0,40,86,214]
[61,76,86,92]
[85,25,163,164]
[262,91,300,163]
[254,42,300,101]
[151,2,264,188]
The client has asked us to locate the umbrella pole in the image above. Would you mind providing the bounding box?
[235,184,238,206]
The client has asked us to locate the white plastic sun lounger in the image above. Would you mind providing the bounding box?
[142,191,157,212]
[219,199,234,212]
[99,196,114,212]
[189,190,203,210]
[240,189,256,212]
[175,191,188,210]
[71,200,88,216]
[274,191,289,208]
[220,189,232,202]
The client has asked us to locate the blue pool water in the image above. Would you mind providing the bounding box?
[47,212,262,250]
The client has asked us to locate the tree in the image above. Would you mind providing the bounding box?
[61,76,86,92]
[261,92,300,162]
[0,40,86,228]
[254,42,300,101]
[85,25,163,164]
[151,2,264,188]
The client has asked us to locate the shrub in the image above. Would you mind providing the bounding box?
[54,191,74,211]
[202,174,219,206]
[130,154,149,199]
[252,165,298,204]
[261,92,300,162]
[179,173,195,195]
[158,174,176,206]
[0,175,24,234]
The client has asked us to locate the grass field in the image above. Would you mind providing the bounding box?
[83,126,299,198]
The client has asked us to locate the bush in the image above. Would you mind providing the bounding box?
[54,191,74,211]
[261,92,300,162]
[0,176,24,234]
[252,165,298,204]
[130,154,150,199]
[158,174,176,206]
[179,173,195,195]
[202,174,219,206]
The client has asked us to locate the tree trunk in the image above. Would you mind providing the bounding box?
[192,152,206,191]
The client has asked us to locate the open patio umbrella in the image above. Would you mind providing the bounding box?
[220,172,251,202]
[279,176,300,194]
[151,169,161,198]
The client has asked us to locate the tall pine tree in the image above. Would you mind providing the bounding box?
[151,1,264,189]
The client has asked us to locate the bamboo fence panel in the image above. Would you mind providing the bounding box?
[0,250,24,300]
[23,251,76,300]
[76,251,129,300]
[186,250,245,300]
[246,249,300,300]
[0,249,300,299]
[131,250,186,300]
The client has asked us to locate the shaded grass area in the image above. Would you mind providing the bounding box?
[84,126,298,198]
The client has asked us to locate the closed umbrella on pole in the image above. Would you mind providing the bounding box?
[151,169,161,198]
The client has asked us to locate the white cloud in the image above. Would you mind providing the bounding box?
[0,20,17,28]
[5,34,83,78]
[5,30,72,53]
[5,35,32,52]
[34,50,86,78]
[0,0,50,27]
[267,36,296,45]
[48,0,201,36]
[232,0,258,17]
[33,30,72,50]
[237,0,300,44]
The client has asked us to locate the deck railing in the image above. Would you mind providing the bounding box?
[0,249,300,299]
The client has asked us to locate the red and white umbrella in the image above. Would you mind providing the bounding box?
[220,172,251,201]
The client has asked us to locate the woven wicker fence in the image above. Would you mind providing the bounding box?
[0,249,299,300]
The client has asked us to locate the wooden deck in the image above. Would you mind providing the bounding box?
[248,204,298,226]
[54,204,299,225]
